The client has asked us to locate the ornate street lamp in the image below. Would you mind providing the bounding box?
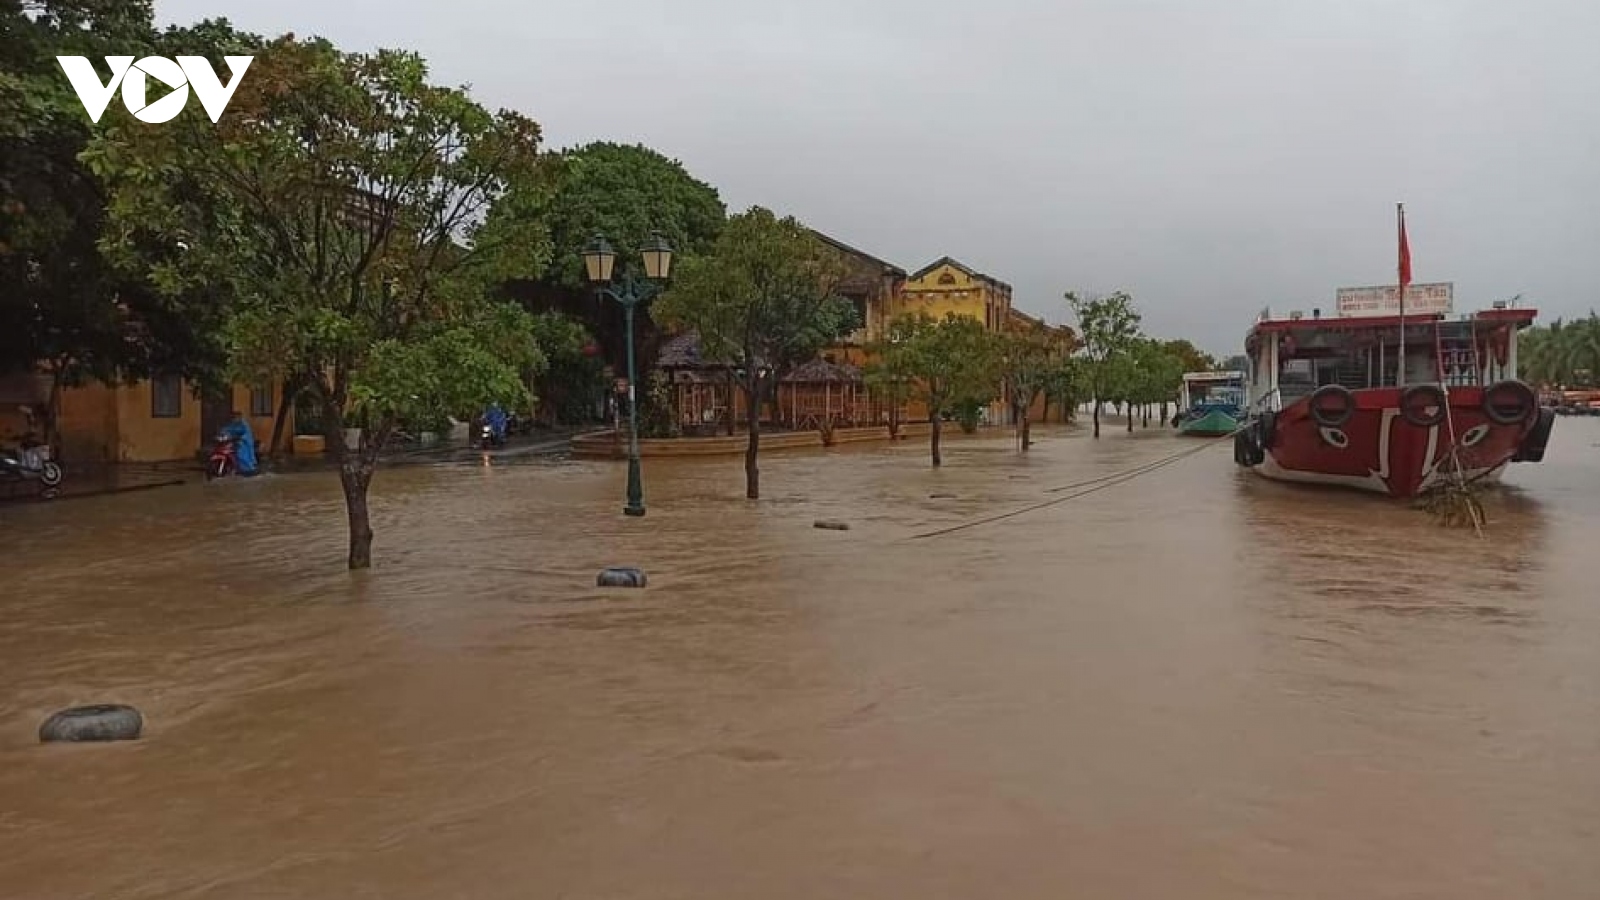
[583,232,673,517]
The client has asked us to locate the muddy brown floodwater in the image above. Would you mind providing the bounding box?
[3,419,1599,899]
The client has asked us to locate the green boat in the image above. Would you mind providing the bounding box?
[1174,371,1245,436]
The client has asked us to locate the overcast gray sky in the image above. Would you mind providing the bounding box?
[156,0,1599,355]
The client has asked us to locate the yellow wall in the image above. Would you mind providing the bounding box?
[113,379,202,462]
[895,262,1013,333]
[51,378,290,464]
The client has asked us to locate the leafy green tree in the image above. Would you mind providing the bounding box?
[1066,290,1143,437]
[528,311,605,426]
[653,206,855,499]
[862,351,914,439]
[89,36,552,569]
[1520,314,1600,388]
[999,322,1065,449]
[1044,356,1087,423]
[883,311,1001,466]
[1129,339,1183,429]
[0,2,238,450]
[1161,339,1215,376]
[541,142,726,290]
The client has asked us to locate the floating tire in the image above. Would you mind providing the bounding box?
[1308,385,1355,428]
[38,704,143,743]
[1483,380,1536,426]
[1399,384,1448,428]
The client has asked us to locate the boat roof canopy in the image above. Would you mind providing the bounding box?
[1182,371,1244,382]
[1248,307,1537,337]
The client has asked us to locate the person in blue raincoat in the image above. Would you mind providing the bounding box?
[223,411,258,476]
[484,402,508,444]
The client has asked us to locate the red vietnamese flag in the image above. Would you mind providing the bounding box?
[1398,210,1412,287]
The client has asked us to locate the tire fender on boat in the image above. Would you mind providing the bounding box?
[1513,406,1556,462]
[1308,385,1355,428]
[1257,411,1277,450]
[1482,380,1536,426]
[1398,384,1447,428]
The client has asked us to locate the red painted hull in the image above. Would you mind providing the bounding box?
[1248,387,1537,498]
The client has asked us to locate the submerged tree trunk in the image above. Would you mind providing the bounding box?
[744,379,760,499]
[1161,400,1169,427]
[1092,396,1101,438]
[1127,404,1135,433]
[930,410,944,467]
[339,456,376,570]
[1021,412,1032,450]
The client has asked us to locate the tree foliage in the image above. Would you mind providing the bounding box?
[0,1,231,425]
[999,321,1066,449]
[1066,290,1142,437]
[89,35,553,569]
[878,311,1001,466]
[653,206,856,498]
[1520,313,1600,388]
[539,141,726,289]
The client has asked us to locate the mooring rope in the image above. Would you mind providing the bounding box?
[909,424,1246,540]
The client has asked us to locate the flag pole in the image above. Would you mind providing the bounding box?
[1397,202,1406,387]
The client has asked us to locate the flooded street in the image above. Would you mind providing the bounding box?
[3,419,1598,899]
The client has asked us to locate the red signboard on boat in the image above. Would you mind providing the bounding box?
[1336,282,1453,317]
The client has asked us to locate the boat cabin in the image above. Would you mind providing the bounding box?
[1243,306,1537,411]
[1179,371,1245,411]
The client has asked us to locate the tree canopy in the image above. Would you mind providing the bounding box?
[653,206,856,497]
[1066,290,1142,437]
[1520,314,1600,388]
[0,1,231,395]
[877,310,1001,466]
[88,34,554,568]
[539,141,726,289]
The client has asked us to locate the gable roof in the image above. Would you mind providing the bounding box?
[907,256,1012,292]
[808,229,906,278]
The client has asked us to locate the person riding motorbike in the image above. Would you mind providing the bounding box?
[221,411,259,476]
[482,403,509,447]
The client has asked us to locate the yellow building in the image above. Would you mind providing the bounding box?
[895,257,1015,335]
[28,375,290,465]
[894,257,1016,424]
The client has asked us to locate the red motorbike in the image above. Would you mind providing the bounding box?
[205,432,237,479]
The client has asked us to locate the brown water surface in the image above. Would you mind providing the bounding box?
[3,419,1598,899]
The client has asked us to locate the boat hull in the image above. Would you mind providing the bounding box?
[1177,409,1241,436]
[1238,386,1549,499]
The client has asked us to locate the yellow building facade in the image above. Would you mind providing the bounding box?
[52,377,290,464]
[894,257,1015,334]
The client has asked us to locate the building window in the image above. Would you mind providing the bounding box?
[250,384,274,417]
[151,374,183,418]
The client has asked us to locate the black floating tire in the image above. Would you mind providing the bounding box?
[1399,384,1448,428]
[1483,380,1536,426]
[596,567,647,588]
[39,704,143,743]
[1308,385,1356,428]
[1513,407,1556,462]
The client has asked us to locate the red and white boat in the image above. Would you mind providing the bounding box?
[1233,301,1555,498]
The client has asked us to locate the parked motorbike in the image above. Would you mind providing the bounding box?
[205,432,237,479]
[0,435,64,497]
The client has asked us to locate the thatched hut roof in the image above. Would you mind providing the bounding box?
[656,331,726,370]
[783,358,862,384]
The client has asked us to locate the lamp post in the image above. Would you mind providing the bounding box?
[582,232,673,517]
